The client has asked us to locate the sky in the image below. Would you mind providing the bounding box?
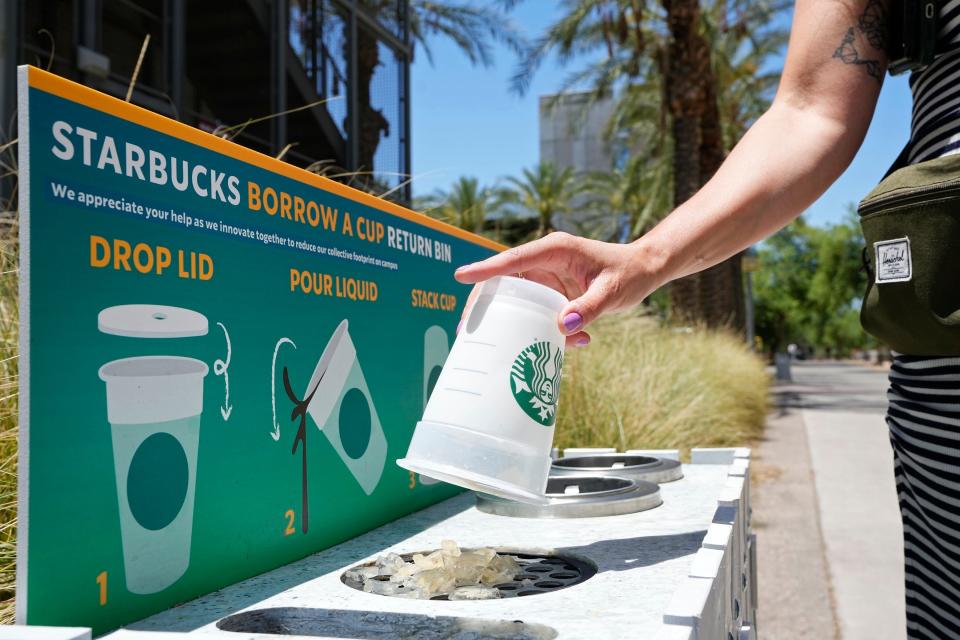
[409,3,913,228]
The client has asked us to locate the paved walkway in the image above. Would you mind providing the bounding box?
[755,362,905,640]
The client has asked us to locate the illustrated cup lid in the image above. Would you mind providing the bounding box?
[98,304,209,338]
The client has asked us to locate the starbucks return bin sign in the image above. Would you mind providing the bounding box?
[15,66,501,634]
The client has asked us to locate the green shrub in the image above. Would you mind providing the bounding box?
[555,315,769,458]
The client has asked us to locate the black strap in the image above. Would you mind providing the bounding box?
[883,144,912,180]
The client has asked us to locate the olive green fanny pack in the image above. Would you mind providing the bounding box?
[858,152,960,355]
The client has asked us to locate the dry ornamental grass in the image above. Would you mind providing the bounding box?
[0,235,17,624]
[555,315,770,458]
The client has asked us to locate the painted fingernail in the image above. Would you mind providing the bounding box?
[563,312,583,333]
[455,263,472,273]
[576,336,590,347]
[456,320,463,335]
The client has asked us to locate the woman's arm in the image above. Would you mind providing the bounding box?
[643,0,889,280]
[455,0,891,344]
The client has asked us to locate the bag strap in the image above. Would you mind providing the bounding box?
[883,144,912,180]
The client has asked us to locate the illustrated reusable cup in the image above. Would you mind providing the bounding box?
[423,325,450,408]
[98,305,208,595]
[304,320,387,495]
[398,276,568,504]
[419,326,451,486]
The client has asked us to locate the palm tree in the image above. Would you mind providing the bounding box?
[503,163,586,238]
[419,176,503,234]
[583,153,672,241]
[506,0,786,329]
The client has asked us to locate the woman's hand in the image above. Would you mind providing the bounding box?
[454,232,666,347]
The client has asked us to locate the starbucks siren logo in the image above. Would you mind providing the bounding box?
[509,341,564,426]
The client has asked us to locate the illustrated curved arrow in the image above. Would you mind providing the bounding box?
[214,322,232,420]
[271,337,297,441]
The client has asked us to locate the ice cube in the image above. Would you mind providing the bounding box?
[412,567,456,598]
[479,554,520,586]
[375,552,405,577]
[441,539,461,558]
[441,539,462,570]
[449,585,502,600]
[363,579,413,596]
[460,548,496,567]
[451,548,496,586]
[344,566,379,583]
[389,562,420,583]
[413,550,444,571]
[520,578,536,588]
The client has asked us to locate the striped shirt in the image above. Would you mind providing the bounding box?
[889,5,960,638]
[908,0,960,162]
[886,358,960,639]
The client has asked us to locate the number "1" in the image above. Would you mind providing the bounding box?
[96,571,107,606]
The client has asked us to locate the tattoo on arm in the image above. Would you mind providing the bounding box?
[858,0,888,49]
[834,28,883,82]
[832,0,888,83]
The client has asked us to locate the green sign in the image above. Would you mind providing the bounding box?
[16,66,500,634]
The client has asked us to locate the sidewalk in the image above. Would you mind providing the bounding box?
[754,362,905,640]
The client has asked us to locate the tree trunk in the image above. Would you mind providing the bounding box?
[539,211,553,238]
[696,42,746,332]
[663,0,745,331]
[662,0,706,326]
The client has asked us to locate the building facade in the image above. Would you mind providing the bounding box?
[539,91,621,176]
[539,91,630,239]
[0,0,412,203]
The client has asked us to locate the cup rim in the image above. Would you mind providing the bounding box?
[99,355,209,381]
[482,276,569,313]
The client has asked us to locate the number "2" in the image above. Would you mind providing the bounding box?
[284,509,296,536]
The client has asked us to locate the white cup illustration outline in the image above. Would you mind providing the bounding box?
[99,355,208,594]
[418,326,450,486]
[303,320,387,496]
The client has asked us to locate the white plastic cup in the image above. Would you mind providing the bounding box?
[398,276,568,504]
[99,355,208,594]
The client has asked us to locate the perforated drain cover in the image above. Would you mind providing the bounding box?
[552,454,684,484]
[341,551,595,600]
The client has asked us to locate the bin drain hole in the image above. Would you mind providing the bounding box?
[342,550,595,600]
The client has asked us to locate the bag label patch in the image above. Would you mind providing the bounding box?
[875,237,912,283]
